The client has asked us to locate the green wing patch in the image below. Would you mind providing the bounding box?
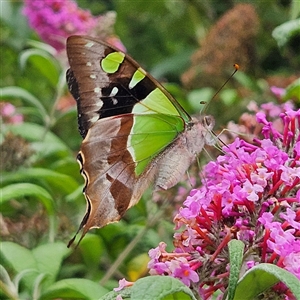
[129,114,185,175]
[132,88,182,116]
[101,51,125,73]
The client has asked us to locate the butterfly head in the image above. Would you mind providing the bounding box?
[190,115,216,147]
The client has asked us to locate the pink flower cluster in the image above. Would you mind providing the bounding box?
[148,103,300,299]
[23,0,98,51]
[148,242,199,286]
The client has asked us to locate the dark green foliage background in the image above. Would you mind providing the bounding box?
[0,1,299,299]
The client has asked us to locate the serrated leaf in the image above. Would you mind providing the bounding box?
[234,263,300,300]
[40,278,108,300]
[130,276,197,300]
[227,240,245,300]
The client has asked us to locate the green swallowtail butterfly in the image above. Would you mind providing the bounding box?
[66,35,214,246]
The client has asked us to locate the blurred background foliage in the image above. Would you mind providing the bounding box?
[0,0,299,299]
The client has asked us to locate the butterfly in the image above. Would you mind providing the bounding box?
[66,35,215,246]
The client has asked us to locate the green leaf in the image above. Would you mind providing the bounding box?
[219,89,238,106]
[100,288,131,300]
[0,264,19,299]
[0,183,58,240]
[65,184,85,203]
[33,273,48,300]
[234,72,259,91]
[19,49,60,87]
[100,276,197,300]
[1,168,78,195]
[52,108,80,150]
[40,278,108,300]
[5,122,71,158]
[150,47,194,79]
[26,39,57,56]
[227,240,245,300]
[79,234,105,273]
[31,243,70,288]
[187,88,214,112]
[290,0,300,19]
[272,18,300,48]
[50,156,80,177]
[0,242,39,290]
[130,276,197,300]
[283,77,300,103]
[234,263,300,300]
[0,242,70,293]
[0,183,54,214]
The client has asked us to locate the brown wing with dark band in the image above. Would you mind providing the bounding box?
[66,35,189,139]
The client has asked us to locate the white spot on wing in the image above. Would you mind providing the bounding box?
[85,42,94,48]
[112,98,118,105]
[89,115,99,123]
[110,87,119,97]
[90,74,96,79]
[86,62,92,67]
[129,79,134,89]
[94,87,101,93]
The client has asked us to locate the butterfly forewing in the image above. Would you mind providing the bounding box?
[66,35,191,138]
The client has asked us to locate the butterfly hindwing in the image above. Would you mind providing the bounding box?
[77,113,186,234]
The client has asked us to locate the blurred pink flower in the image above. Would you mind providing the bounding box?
[23,0,99,51]
[270,86,286,98]
[113,278,133,292]
[0,102,23,124]
[22,0,126,52]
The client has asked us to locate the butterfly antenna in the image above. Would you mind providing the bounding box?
[202,64,239,115]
